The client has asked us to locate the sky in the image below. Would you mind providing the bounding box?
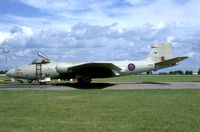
[0,0,200,72]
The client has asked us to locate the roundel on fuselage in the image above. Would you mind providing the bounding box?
[128,63,135,71]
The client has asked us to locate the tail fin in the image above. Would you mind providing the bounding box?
[147,43,174,63]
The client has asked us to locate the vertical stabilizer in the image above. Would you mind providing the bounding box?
[147,43,174,63]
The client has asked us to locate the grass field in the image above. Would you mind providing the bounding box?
[0,75,10,83]
[93,75,200,83]
[0,90,200,132]
[1,74,200,84]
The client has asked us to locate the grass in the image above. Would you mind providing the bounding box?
[1,74,200,84]
[0,74,9,83]
[0,90,200,132]
[93,75,200,83]
[0,75,8,84]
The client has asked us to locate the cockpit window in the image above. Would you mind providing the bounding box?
[30,52,51,65]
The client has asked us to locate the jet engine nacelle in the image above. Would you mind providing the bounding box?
[56,63,71,73]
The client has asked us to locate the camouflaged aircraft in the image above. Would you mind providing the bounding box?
[6,43,188,84]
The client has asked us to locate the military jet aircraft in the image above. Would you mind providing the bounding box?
[6,43,188,83]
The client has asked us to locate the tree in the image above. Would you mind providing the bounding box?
[189,71,193,75]
[185,71,189,75]
[185,71,193,75]
[177,70,184,75]
[169,71,174,75]
[0,70,7,74]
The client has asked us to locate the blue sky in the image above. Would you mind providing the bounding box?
[0,0,200,72]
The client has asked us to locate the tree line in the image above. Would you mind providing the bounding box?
[1,69,200,75]
[0,70,8,74]
[166,68,200,75]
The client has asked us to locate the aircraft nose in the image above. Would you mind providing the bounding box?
[6,69,15,77]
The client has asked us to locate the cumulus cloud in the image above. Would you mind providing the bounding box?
[16,49,31,57]
[0,22,199,71]
[4,0,195,29]
[0,31,11,44]
[1,26,33,48]
[0,0,199,71]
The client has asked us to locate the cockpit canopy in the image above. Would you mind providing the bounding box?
[31,51,51,64]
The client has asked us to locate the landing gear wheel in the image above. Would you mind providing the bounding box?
[77,76,91,84]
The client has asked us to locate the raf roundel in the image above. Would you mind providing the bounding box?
[128,63,135,71]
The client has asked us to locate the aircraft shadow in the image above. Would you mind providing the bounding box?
[53,82,170,89]
[135,82,170,85]
[3,82,170,89]
[53,83,116,89]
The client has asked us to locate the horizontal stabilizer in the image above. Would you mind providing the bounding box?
[155,56,188,69]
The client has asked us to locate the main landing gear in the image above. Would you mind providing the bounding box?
[75,75,92,84]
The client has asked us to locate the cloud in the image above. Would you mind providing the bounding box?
[1,26,33,48]
[173,0,190,4]
[0,31,11,44]
[0,0,198,34]
[0,0,199,71]
[124,0,156,6]
[16,49,31,57]
[0,22,199,71]
[0,0,48,17]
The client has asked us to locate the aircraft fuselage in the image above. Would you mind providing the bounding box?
[6,60,155,80]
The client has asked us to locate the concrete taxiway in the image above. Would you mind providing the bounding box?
[0,82,200,90]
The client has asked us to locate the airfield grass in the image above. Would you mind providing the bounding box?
[1,75,200,84]
[93,74,200,83]
[0,90,200,132]
[0,75,9,84]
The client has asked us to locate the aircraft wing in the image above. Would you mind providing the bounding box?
[67,62,122,78]
[155,56,188,69]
